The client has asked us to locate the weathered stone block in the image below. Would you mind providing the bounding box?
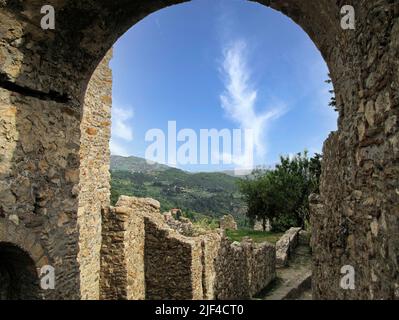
[219,214,238,230]
[276,227,302,267]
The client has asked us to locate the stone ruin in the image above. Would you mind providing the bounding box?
[0,1,398,299]
[219,214,238,231]
[253,219,272,232]
[101,195,276,300]
[163,210,195,236]
[276,227,302,267]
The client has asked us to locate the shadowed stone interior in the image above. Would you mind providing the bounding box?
[0,242,40,300]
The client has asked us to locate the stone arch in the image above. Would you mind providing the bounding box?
[0,242,41,300]
[0,219,48,300]
[0,1,398,300]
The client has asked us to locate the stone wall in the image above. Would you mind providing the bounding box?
[214,240,250,299]
[249,241,276,296]
[100,196,276,300]
[0,42,112,299]
[254,219,271,232]
[163,212,195,236]
[307,2,399,300]
[214,238,275,300]
[101,196,203,300]
[144,213,203,299]
[200,232,223,300]
[276,227,302,267]
[0,87,82,299]
[78,50,113,299]
[100,204,145,300]
[0,219,49,299]
[219,214,238,230]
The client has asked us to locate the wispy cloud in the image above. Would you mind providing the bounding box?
[110,139,131,157]
[220,40,286,160]
[110,105,134,156]
[112,105,134,141]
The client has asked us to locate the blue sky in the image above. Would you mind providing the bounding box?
[110,0,337,172]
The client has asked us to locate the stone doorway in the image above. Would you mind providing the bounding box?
[0,242,41,300]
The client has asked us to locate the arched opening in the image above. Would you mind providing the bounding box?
[106,0,336,221]
[0,242,41,300]
[93,0,337,300]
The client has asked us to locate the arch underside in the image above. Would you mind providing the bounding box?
[0,220,47,299]
[0,242,41,300]
[0,0,398,300]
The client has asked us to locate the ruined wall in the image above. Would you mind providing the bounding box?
[0,15,112,298]
[308,2,399,300]
[164,213,195,236]
[79,50,113,299]
[214,240,250,299]
[0,219,49,299]
[101,196,203,300]
[214,238,275,300]
[144,217,203,300]
[219,214,238,230]
[276,227,302,267]
[0,88,82,299]
[312,12,399,296]
[101,196,276,300]
[124,196,203,300]
[100,207,128,299]
[249,242,276,296]
[100,205,145,300]
[200,232,223,300]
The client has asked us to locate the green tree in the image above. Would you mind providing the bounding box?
[239,151,322,231]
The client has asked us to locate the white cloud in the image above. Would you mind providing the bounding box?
[112,105,134,141]
[110,138,131,157]
[110,104,134,156]
[220,40,286,161]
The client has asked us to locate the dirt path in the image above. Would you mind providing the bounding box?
[257,244,312,300]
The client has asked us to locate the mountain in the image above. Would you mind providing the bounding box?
[220,169,252,177]
[110,155,170,173]
[110,155,247,226]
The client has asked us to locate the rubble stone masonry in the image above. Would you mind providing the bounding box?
[100,196,276,300]
[79,50,113,299]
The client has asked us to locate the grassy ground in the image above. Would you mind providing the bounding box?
[226,229,284,244]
